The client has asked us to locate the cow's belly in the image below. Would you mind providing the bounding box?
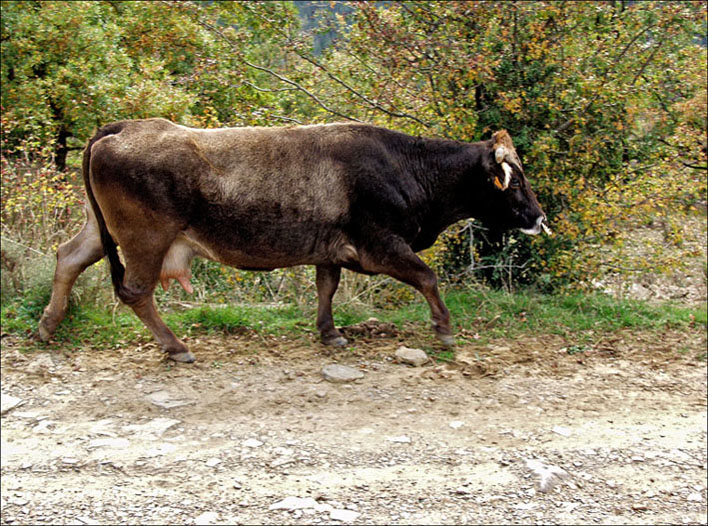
[160,227,359,292]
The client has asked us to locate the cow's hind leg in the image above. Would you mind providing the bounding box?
[93,188,195,362]
[316,264,347,346]
[39,206,104,341]
[117,246,196,363]
[123,292,195,363]
[359,238,454,346]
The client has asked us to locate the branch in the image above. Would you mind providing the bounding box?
[269,114,304,125]
[169,1,363,123]
[292,48,430,127]
[631,35,666,86]
[681,162,707,170]
[0,236,52,258]
[657,139,707,169]
[241,81,298,93]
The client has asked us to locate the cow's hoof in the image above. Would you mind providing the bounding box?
[436,333,456,346]
[323,336,348,347]
[37,319,54,343]
[167,350,196,363]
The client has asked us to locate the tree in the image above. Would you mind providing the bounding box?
[1,1,203,170]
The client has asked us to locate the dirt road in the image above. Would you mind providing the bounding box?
[1,327,706,525]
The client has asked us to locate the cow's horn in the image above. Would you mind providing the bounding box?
[501,162,512,190]
[495,146,507,164]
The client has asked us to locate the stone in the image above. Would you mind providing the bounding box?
[330,509,360,522]
[87,438,130,449]
[525,458,570,493]
[269,496,318,511]
[321,364,364,383]
[271,457,296,468]
[89,419,117,437]
[145,390,193,409]
[449,420,464,430]
[12,411,43,420]
[144,444,177,457]
[194,511,219,525]
[205,458,221,467]
[1,393,24,415]
[25,354,56,375]
[386,435,411,443]
[75,516,99,525]
[33,420,55,434]
[243,438,263,448]
[394,346,430,366]
[686,492,702,502]
[124,417,181,436]
[552,426,572,437]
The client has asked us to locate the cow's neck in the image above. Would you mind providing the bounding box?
[405,138,482,248]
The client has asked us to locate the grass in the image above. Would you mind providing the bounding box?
[1,285,705,352]
[338,287,705,329]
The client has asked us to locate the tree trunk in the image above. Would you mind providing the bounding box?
[54,127,69,172]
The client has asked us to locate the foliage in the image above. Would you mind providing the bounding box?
[1,0,706,297]
[279,1,707,289]
[0,1,202,169]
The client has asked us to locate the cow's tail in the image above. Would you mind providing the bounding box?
[82,122,126,298]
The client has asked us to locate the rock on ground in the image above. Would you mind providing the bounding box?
[395,346,430,366]
[321,364,364,383]
[1,393,23,415]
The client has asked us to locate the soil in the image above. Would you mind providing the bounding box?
[1,323,706,525]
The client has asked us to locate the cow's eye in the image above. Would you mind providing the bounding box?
[509,177,521,189]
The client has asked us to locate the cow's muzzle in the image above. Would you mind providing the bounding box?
[519,215,551,236]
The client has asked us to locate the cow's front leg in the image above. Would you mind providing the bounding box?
[359,239,454,346]
[315,264,347,346]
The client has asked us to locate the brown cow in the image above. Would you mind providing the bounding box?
[39,119,548,362]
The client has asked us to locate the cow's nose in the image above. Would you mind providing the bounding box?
[519,215,544,235]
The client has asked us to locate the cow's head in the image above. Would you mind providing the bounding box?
[480,130,549,235]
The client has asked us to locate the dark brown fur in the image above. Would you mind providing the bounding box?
[39,119,545,361]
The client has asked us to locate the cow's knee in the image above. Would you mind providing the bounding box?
[117,284,152,306]
[417,270,438,294]
[56,234,102,276]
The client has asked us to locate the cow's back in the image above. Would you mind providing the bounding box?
[91,119,360,222]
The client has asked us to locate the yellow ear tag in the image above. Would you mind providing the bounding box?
[494,176,505,190]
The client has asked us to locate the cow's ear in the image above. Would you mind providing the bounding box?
[492,130,510,142]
